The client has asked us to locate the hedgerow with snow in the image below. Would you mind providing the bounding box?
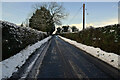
[1,21,48,60]
[59,36,120,69]
[60,24,120,55]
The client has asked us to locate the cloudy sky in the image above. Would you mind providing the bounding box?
[1,2,119,30]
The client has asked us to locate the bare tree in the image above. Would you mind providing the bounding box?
[32,2,68,25]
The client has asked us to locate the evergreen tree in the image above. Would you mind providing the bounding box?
[29,7,55,34]
[56,27,62,34]
[21,23,24,27]
[71,26,79,32]
[29,2,67,35]
[62,26,69,32]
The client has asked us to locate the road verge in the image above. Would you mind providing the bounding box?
[59,35,120,70]
[0,36,52,79]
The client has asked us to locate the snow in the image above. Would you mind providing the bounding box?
[114,40,118,43]
[1,20,47,35]
[93,38,101,41]
[0,36,51,79]
[98,38,101,40]
[21,53,40,78]
[110,30,115,33]
[59,36,120,69]
[93,38,96,40]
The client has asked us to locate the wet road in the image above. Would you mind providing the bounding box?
[31,36,120,79]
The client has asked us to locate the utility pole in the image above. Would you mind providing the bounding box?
[83,3,85,30]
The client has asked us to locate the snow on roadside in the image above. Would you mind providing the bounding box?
[0,36,51,79]
[59,36,120,69]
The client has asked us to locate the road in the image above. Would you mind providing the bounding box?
[11,35,120,80]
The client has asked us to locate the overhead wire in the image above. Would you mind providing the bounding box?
[66,5,83,25]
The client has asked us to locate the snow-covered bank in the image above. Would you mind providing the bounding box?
[0,36,51,79]
[59,36,120,69]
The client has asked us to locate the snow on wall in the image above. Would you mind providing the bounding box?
[0,36,51,79]
[59,36,120,69]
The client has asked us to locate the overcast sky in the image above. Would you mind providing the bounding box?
[1,2,119,30]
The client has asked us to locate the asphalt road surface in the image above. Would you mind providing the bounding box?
[11,35,120,80]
